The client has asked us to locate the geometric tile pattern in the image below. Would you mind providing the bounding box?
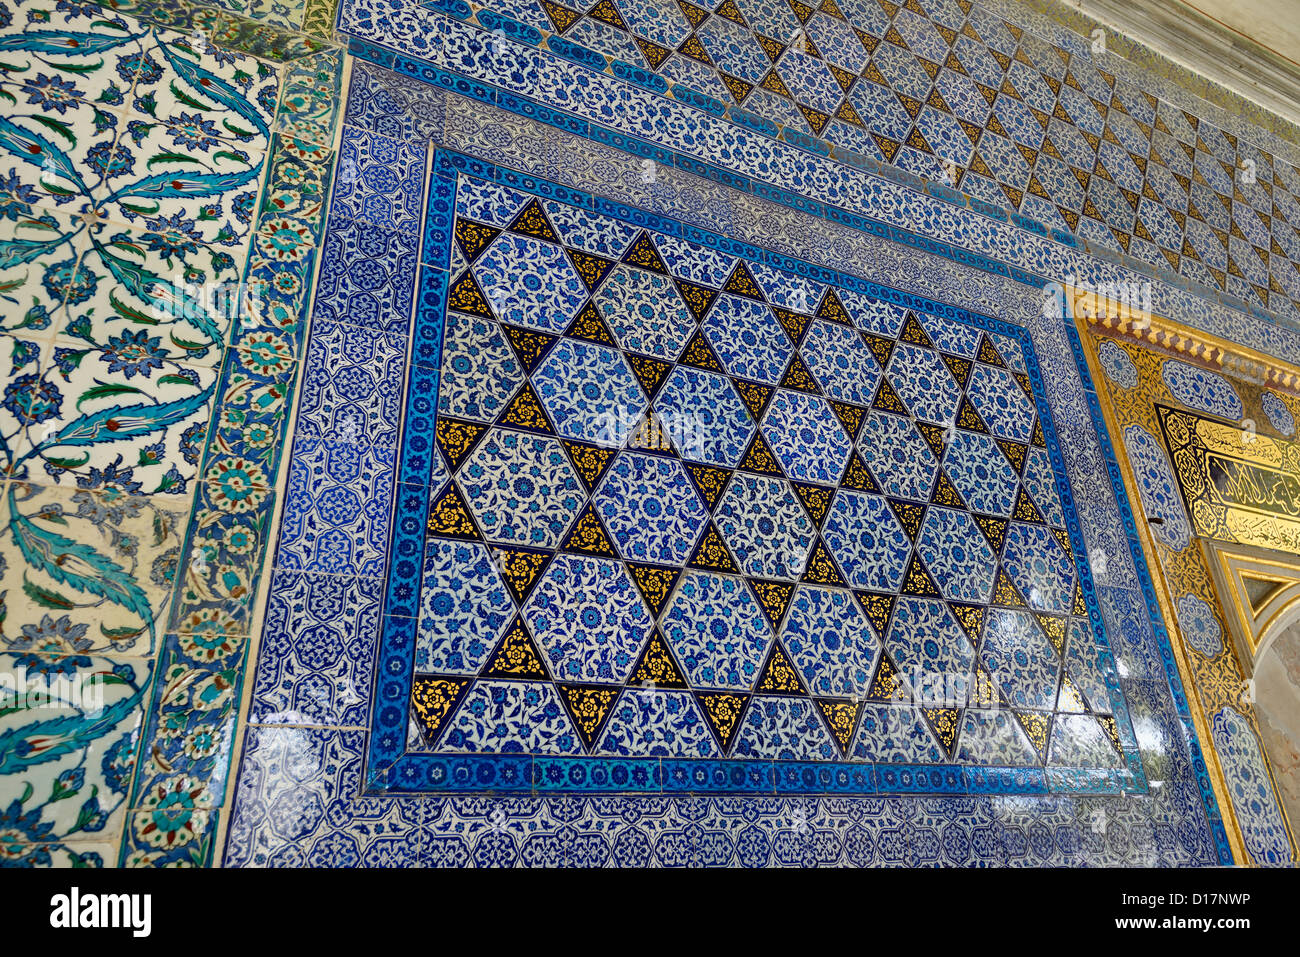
[426,0,1300,320]
[403,168,1129,783]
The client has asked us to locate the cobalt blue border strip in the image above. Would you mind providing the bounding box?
[360,150,1150,798]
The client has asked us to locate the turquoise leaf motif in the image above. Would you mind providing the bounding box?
[0,685,147,775]
[158,42,271,138]
[9,506,159,643]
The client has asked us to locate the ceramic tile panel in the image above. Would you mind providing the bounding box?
[7,0,1297,869]
[219,49,1267,866]
[334,0,1300,326]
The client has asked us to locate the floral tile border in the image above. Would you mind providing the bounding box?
[0,0,345,867]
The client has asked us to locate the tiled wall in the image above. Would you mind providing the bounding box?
[1,0,1296,867]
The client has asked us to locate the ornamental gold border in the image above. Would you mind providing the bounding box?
[1072,286,1300,865]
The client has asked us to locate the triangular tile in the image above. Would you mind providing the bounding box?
[816,698,860,755]
[1012,486,1045,524]
[502,324,558,374]
[996,438,1027,473]
[565,300,618,346]
[427,482,480,539]
[621,231,669,273]
[723,261,765,300]
[940,352,971,387]
[448,270,496,319]
[816,289,853,325]
[947,602,984,646]
[507,197,560,243]
[482,619,550,680]
[841,451,879,492]
[865,652,907,703]
[628,631,689,689]
[626,562,682,618]
[626,353,674,399]
[678,329,725,372]
[993,569,1026,608]
[454,218,502,262]
[634,36,672,69]
[929,469,965,509]
[886,498,926,541]
[435,417,489,474]
[803,538,848,586]
[561,503,619,557]
[872,378,909,414]
[738,432,784,476]
[772,306,810,344]
[411,675,472,747]
[955,396,988,433]
[678,33,714,66]
[540,0,582,32]
[562,440,619,492]
[684,463,732,510]
[695,690,750,751]
[791,481,834,525]
[688,523,740,573]
[492,546,553,603]
[1015,710,1051,761]
[674,278,719,321]
[750,579,795,630]
[732,379,773,420]
[901,554,941,597]
[899,312,934,347]
[922,706,961,757]
[1035,612,1068,655]
[498,381,554,433]
[974,514,1008,552]
[828,400,864,440]
[566,248,616,291]
[559,682,621,750]
[855,590,895,642]
[915,421,947,460]
[780,353,820,392]
[587,0,628,30]
[720,72,754,102]
[755,639,806,695]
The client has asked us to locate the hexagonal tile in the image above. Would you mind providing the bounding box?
[917,506,996,603]
[456,428,585,548]
[761,389,852,486]
[702,293,793,385]
[472,232,587,332]
[1001,522,1075,614]
[885,597,976,707]
[966,364,1035,443]
[979,609,1061,711]
[799,318,882,405]
[822,489,912,591]
[593,452,709,565]
[886,343,962,425]
[653,365,756,467]
[523,554,655,683]
[532,337,647,444]
[781,585,879,697]
[415,538,516,673]
[437,312,524,423]
[857,410,938,501]
[942,430,1020,517]
[661,571,773,690]
[715,473,815,580]
[594,263,695,359]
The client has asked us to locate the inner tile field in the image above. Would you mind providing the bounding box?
[379,164,1138,793]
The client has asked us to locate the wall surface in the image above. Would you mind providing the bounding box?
[0,0,1297,867]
